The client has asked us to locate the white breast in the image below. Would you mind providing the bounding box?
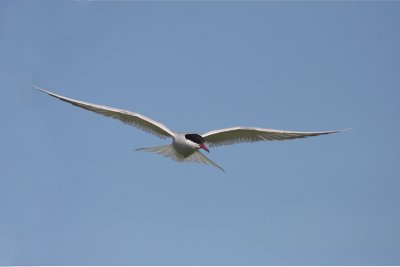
[172,133,198,157]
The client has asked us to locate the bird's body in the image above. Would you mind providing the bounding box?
[36,86,346,172]
[173,133,199,157]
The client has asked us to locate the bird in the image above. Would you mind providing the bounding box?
[36,86,346,172]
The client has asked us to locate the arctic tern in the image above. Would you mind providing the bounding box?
[36,86,345,171]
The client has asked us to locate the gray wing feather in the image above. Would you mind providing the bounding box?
[36,86,174,139]
[202,127,346,147]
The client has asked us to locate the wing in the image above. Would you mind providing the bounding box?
[36,86,174,139]
[202,126,346,147]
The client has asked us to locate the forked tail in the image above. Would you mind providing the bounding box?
[135,144,184,161]
[135,144,225,172]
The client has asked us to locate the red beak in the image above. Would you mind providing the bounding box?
[199,144,209,152]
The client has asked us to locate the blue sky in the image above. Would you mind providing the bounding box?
[1,0,400,265]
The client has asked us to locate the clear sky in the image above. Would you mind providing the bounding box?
[1,0,400,265]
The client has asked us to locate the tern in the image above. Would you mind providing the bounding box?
[36,86,345,172]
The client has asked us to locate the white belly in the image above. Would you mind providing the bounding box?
[172,133,198,157]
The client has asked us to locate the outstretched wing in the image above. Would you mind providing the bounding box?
[36,86,175,139]
[202,126,345,147]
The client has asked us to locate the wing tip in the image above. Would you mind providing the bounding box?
[34,85,54,96]
[33,84,45,92]
[332,128,354,134]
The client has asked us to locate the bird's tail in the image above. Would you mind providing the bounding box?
[185,151,225,172]
[134,145,225,172]
[135,144,183,161]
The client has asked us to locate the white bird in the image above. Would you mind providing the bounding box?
[36,86,346,172]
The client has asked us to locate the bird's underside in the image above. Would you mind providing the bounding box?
[36,86,347,172]
[135,144,225,172]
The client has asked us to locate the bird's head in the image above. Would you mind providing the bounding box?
[185,133,209,152]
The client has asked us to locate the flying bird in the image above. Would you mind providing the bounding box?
[36,86,345,171]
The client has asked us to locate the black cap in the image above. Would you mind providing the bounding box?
[185,133,205,145]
